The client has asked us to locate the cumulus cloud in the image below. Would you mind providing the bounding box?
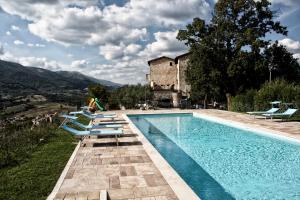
[99,43,142,60]
[88,60,148,84]
[0,0,210,46]
[0,51,62,71]
[6,31,11,36]
[279,38,300,50]
[11,25,20,31]
[140,31,187,59]
[279,38,300,63]
[103,0,211,28]
[71,59,89,69]
[0,0,208,84]
[294,53,300,60]
[14,40,24,45]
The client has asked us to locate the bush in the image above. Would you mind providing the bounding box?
[254,79,300,110]
[109,84,153,109]
[231,89,256,112]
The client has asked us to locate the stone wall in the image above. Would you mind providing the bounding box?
[177,55,191,97]
[153,90,173,100]
[149,58,177,90]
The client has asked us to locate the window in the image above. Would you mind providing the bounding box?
[170,62,173,66]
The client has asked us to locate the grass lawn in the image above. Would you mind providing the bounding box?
[0,130,76,200]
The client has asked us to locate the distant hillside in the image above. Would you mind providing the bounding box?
[57,71,121,87]
[0,60,121,97]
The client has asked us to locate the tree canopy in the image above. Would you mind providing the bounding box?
[177,0,300,105]
[88,84,109,103]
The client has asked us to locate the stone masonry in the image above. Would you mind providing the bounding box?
[147,53,191,107]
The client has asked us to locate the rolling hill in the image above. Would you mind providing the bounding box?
[0,60,121,96]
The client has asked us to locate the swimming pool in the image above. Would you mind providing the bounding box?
[128,113,300,200]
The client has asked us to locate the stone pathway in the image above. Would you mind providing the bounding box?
[54,118,178,200]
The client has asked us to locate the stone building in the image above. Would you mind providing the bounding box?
[146,53,191,107]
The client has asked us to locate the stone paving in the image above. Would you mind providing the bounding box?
[52,109,300,200]
[54,117,178,200]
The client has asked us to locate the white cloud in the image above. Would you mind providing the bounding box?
[140,31,187,59]
[11,25,20,31]
[0,0,210,47]
[279,38,300,63]
[35,43,45,47]
[71,59,89,69]
[100,44,124,60]
[279,38,300,50]
[98,30,186,83]
[99,43,142,61]
[293,53,300,61]
[0,0,207,84]
[0,51,62,71]
[14,40,24,45]
[103,0,211,27]
[6,31,11,36]
[27,43,46,48]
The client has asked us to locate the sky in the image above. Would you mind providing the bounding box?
[0,0,300,85]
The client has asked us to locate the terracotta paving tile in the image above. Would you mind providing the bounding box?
[64,192,76,200]
[54,192,65,200]
[73,168,97,179]
[120,166,137,176]
[77,191,89,200]
[119,176,148,189]
[108,188,135,199]
[110,176,121,189]
[65,169,75,179]
[87,191,100,200]
[133,187,148,198]
[146,186,175,197]
[144,175,167,187]
[97,165,120,177]
[134,163,159,175]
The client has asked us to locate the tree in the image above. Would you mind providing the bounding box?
[88,84,108,103]
[108,84,153,109]
[264,41,300,82]
[177,0,300,107]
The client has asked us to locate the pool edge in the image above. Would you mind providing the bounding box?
[193,112,300,145]
[123,113,201,200]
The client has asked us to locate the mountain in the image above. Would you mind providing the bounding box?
[0,60,121,96]
[56,71,121,87]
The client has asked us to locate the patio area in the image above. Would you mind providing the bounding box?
[50,109,300,200]
[52,117,180,200]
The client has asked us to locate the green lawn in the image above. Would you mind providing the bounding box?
[0,130,76,200]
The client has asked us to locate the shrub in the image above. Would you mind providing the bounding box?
[231,89,256,112]
[254,79,300,110]
[109,84,153,109]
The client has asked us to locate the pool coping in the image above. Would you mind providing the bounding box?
[193,112,300,145]
[123,113,201,200]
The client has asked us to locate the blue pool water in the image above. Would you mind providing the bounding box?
[129,113,300,200]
